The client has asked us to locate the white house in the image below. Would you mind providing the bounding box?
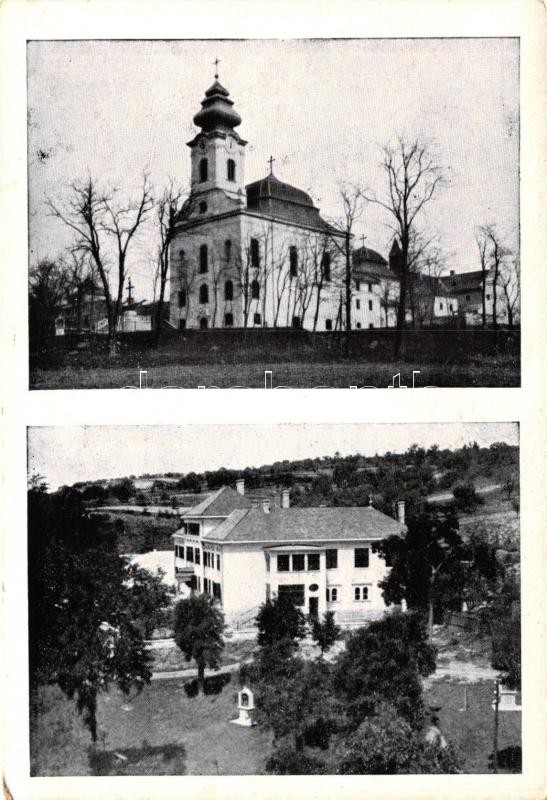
[172,480,405,628]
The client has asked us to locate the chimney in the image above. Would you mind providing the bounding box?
[397,500,406,526]
[236,479,245,496]
[262,499,271,514]
[450,270,455,276]
[281,489,290,509]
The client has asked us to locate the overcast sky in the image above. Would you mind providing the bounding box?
[28,423,518,490]
[28,38,519,302]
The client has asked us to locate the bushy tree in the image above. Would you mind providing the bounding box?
[452,482,484,512]
[311,611,341,655]
[28,486,160,742]
[173,594,225,692]
[256,595,307,649]
[333,612,436,727]
[374,509,467,640]
[335,702,460,774]
[266,743,327,775]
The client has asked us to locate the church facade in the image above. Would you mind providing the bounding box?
[168,75,386,332]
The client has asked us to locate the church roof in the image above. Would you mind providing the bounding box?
[352,246,394,281]
[246,173,338,232]
[193,80,242,132]
[204,504,404,544]
[353,246,388,266]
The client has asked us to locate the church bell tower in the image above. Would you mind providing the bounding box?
[187,66,247,213]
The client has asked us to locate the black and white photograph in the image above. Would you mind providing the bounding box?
[28,38,520,389]
[27,423,521,776]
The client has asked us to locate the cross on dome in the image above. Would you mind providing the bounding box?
[268,155,275,175]
[213,57,221,79]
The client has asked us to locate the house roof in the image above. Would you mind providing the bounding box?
[447,269,490,294]
[185,486,253,517]
[204,504,403,544]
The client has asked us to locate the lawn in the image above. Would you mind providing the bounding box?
[30,354,519,390]
[150,637,257,673]
[424,678,521,773]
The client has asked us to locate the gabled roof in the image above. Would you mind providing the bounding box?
[447,270,490,293]
[204,504,403,544]
[185,486,253,518]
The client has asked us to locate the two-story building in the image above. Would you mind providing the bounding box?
[172,480,405,628]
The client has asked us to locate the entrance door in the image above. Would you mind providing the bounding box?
[309,596,319,620]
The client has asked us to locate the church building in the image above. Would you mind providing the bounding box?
[168,72,384,332]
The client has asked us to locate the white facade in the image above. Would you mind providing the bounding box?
[172,484,404,627]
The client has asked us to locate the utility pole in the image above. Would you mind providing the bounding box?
[492,678,500,773]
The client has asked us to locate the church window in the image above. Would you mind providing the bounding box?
[199,158,208,182]
[356,322,362,329]
[179,249,185,263]
[355,280,361,291]
[199,284,209,304]
[368,323,374,329]
[200,317,208,329]
[250,238,260,267]
[253,312,262,325]
[289,246,298,277]
[179,319,186,330]
[321,252,331,281]
[199,201,207,213]
[439,302,444,311]
[368,299,373,311]
[325,319,333,331]
[292,315,301,329]
[356,299,361,310]
[199,244,208,273]
[178,289,186,308]
[224,312,234,327]
[224,280,234,301]
[368,282,373,292]
[225,239,232,262]
[251,280,260,300]
[227,159,236,181]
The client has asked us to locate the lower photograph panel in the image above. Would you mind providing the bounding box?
[27,423,520,776]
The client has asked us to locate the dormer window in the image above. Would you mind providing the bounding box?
[199,158,208,183]
[227,159,236,181]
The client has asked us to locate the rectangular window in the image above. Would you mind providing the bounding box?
[369,323,374,329]
[266,583,271,601]
[292,553,305,571]
[216,553,221,571]
[466,295,471,301]
[204,578,209,594]
[250,238,260,267]
[356,299,361,309]
[368,282,373,292]
[254,312,262,325]
[277,554,290,572]
[265,553,270,572]
[213,582,222,601]
[326,549,338,569]
[194,548,201,565]
[186,547,194,563]
[278,584,305,607]
[355,547,369,568]
[289,246,298,277]
[307,553,320,571]
[196,577,201,592]
[325,318,333,331]
[368,300,373,311]
[449,303,453,312]
[439,302,444,310]
[355,280,361,291]
[188,523,200,537]
[354,585,369,601]
[486,293,491,300]
[327,587,338,602]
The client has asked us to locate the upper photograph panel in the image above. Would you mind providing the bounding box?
[28,39,520,389]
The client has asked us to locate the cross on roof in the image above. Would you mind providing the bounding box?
[360,234,367,248]
[268,155,275,175]
[213,57,221,79]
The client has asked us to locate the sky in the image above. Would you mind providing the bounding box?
[28,423,519,490]
[28,38,519,303]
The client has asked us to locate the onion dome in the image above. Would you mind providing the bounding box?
[193,80,242,132]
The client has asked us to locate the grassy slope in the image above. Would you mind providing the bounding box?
[30,354,519,389]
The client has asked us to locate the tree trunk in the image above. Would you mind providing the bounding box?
[428,598,434,644]
[482,271,487,328]
[344,232,351,354]
[197,662,205,693]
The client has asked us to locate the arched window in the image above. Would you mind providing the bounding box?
[321,252,331,281]
[199,317,208,329]
[199,284,209,304]
[227,159,236,181]
[224,239,232,262]
[331,587,338,602]
[250,238,260,267]
[199,244,208,273]
[178,288,186,308]
[289,246,298,277]
[354,587,360,601]
[224,280,233,301]
[325,318,332,331]
[251,279,260,300]
[199,201,207,214]
[224,312,234,327]
[179,249,185,264]
[199,158,208,182]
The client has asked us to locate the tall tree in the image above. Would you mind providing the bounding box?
[28,486,167,742]
[373,509,466,641]
[154,182,182,344]
[48,176,153,354]
[476,224,512,328]
[28,258,67,346]
[363,137,445,354]
[173,594,225,692]
[256,595,307,649]
[331,184,366,344]
[499,256,520,329]
[311,611,341,656]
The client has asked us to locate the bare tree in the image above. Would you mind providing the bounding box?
[154,182,183,344]
[62,250,97,334]
[479,225,511,328]
[500,255,520,329]
[475,227,490,327]
[329,185,366,338]
[48,176,154,354]
[363,137,445,354]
